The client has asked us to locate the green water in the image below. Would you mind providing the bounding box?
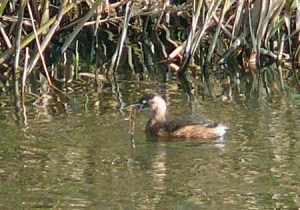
[0,84,300,209]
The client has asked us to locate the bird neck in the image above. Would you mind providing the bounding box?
[151,108,166,123]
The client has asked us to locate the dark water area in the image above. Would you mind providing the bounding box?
[0,77,300,209]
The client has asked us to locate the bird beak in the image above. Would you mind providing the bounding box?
[137,103,145,110]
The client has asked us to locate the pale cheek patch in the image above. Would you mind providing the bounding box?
[152,96,167,113]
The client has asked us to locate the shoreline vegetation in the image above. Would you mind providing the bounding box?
[0,0,299,100]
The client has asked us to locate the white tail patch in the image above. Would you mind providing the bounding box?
[214,124,228,137]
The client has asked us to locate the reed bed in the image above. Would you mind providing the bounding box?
[0,0,299,99]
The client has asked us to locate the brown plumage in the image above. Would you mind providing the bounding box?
[137,93,228,139]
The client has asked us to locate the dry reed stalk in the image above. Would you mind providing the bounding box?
[26,1,52,85]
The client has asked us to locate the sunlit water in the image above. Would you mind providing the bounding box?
[0,84,300,209]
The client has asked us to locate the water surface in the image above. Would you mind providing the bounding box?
[0,85,300,209]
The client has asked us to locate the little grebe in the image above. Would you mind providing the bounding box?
[137,93,228,139]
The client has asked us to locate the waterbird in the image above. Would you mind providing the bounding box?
[135,93,228,139]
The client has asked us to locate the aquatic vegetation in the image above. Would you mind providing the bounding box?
[0,0,299,99]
